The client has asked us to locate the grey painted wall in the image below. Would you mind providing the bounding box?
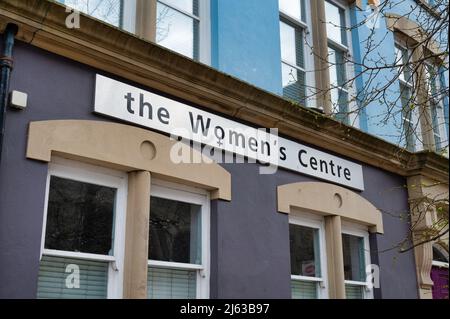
[0,39,418,298]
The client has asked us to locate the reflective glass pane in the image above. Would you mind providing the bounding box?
[45,176,116,255]
[279,0,303,21]
[325,1,346,45]
[331,88,349,124]
[280,21,304,68]
[400,83,415,152]
[290,224,321,277]
[160,0,198,15]
[328,46,346,87]
[149,197,202,264]
[395,45,411,83]
[61,0,122,27]
[282,63,306,105]
[342,234,365,282]
[156,2,198,59]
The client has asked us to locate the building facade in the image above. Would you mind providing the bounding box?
[0,0,448,299]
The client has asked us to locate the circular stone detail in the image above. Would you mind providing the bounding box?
[334,193,343,208]
[140,141,156,160]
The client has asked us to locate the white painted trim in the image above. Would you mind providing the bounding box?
[289,212,329,299]
[152,178,209,196]
[327,38,349,53]
[43,249,116,262]
[341,223,374,299]
[280,11,308,29]
[291,275,324,282]
[149,182,210,299]
[432,260,449,268]
[344,279,368,286]
[148,260,203,270]
[40,157,128,299]
[282,59,306,72]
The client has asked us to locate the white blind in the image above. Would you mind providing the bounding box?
[345,284,363,299]
[291,280,317,299]
[37,255,108,299]
[147,266,196,299]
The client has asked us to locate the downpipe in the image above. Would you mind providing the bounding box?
[0,23,19,163]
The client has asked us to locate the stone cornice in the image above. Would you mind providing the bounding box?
[0,0,448,183]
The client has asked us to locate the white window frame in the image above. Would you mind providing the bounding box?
[148,179,210,299]
[425,63,448,153]
[279,0,316,107]
[40,157,128,299]
[289,210,329,299]
[157,0,211,64]
[341,221,374,299]
[325,0,359,127]
[395,40,424,152]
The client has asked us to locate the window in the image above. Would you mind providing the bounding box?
[289,214,328,299]
[395,43,418,152]
[59,0,210,63]
[279,0,314,107]
[58,0,136,32]
[147,181,210,299]
[156,0,199,60]
[325,1,350,124]
[37,158,127,299]
[425,64,447,152]
[342,224,373,299]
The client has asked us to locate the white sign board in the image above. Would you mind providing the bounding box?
[94,74,365,190]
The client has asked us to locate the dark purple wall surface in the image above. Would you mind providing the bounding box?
[0,40,418,298]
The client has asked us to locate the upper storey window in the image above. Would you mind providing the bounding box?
[60,0,125,27]
[156,0,200,60]
[279,0,314,107]
[325,1,351,124]
[58,0,209,63]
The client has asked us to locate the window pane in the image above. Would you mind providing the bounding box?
[45,176,116,255]
[160,0,198,16]
[280,21,304,67]
[431,103,442,150]
[279,0,305,22]
[395,45,411,83]
[425,64,439,96]
[328,46,346,87]
[290,224,321,277]
[433,246,449,263]
[345,284,363,299]
[325,1,346,45]
[37,255,108,299]
[156,2,199,59]
[282,63,306,105]
[149,197,202,264]
[342,234,365,282]
[331,88,349,124]
[291,280,317,299]
[60,0,122,27]
[400,83,415,152]
[147,266,196,299]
